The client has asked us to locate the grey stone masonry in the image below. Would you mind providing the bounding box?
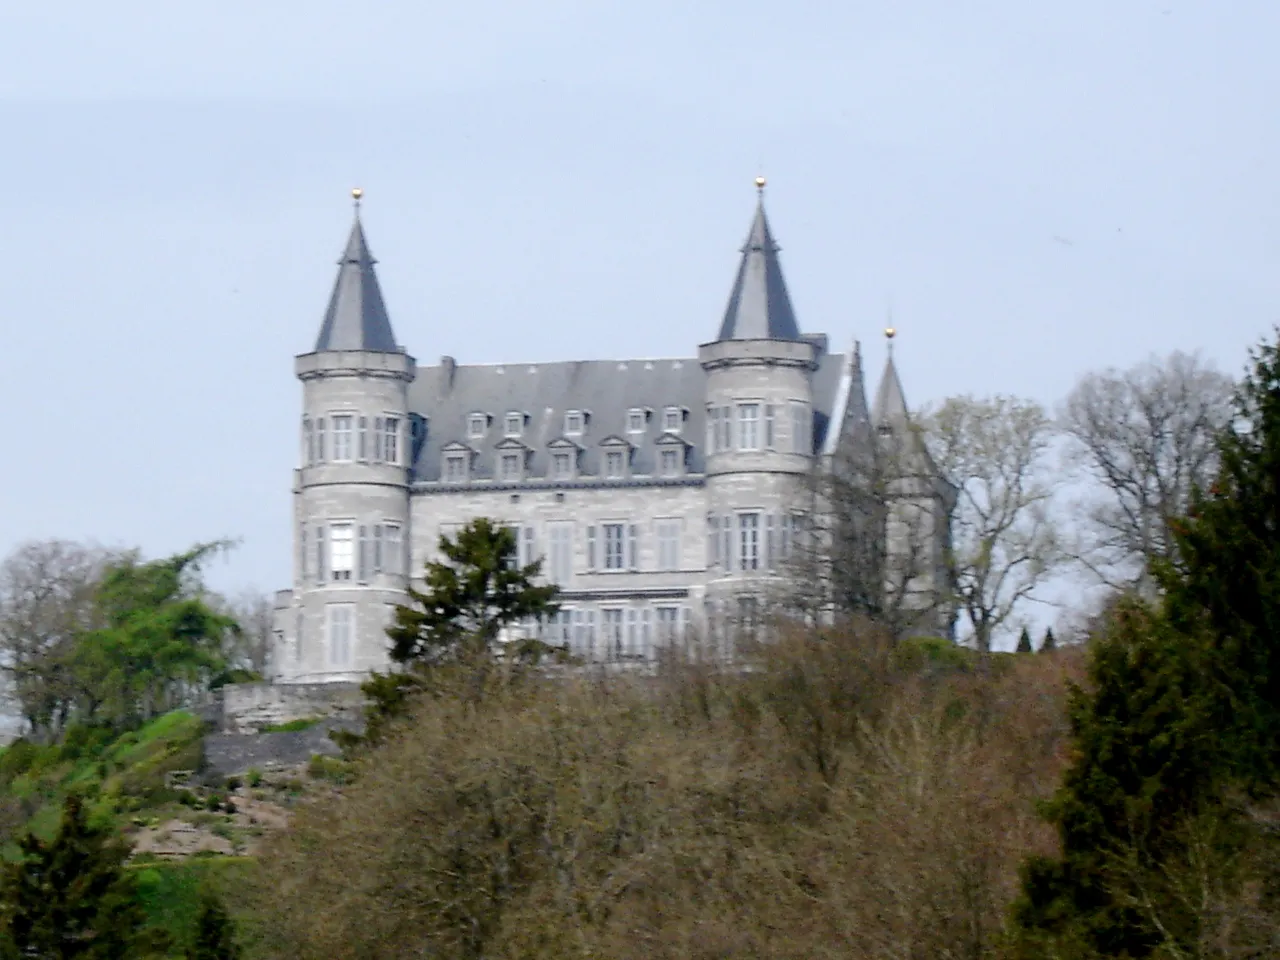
[267,190,954,687]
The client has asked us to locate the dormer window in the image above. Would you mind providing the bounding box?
[468,414,488,440]
[662,407,683,433]
[605,450,625,478]
[552,452,573,479]
[445,453,468,481]
[660,449,681,476]
[655,433,688,478]
[500,452,523,481]
[627,408,647,434]
[504,412,525,438]
[564,411,584,436]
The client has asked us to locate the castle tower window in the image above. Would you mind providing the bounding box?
[331,414,354,461]
[302,417,314,465]
[737,403,761,451]
[662,407,683,433]
[468,414,488,439]
[706,406,719,453]
[315,418,327,462]
[326,603,355,667]
[383,417,401,465]
[627,409,647,433]
[764,405,777,449]
[330,523,355,581]
[790,400,810,453]
[738,513,761,571]
[358,416,369,460]
[564,411,584,436]
[504,413,524,437]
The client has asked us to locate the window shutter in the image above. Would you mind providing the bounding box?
[372,524,383,573]
[522,527,535,568]
[765,405,776,449]
[300,526,308,581]
[681,606,692,644]
[586,526,597,571]
[766,515,776,570]
[723,520,734,572]
[315,525,326,586]
[628,525,639,570]
[373,417,384,461]
[358,526,369,582]
[626,609,638,658]
[709,516,720,567]
[358,417,368,460]
[316,419,327,462]
[642,608,652,654]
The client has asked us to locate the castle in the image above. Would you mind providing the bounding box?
[268,183,952,685]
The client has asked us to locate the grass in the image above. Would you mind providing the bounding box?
[260,717,324,733]
[131,856,254,955]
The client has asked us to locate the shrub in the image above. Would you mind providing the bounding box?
[246,769,263,788]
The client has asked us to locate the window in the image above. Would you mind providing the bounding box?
[468,414,487,439]
[605,450,625,478]
[331,414,354,461]
[656,606,681,643]
[719,406,733,450]
[603,523,626,570]
[330,523,355,581]
[765,405,776,449]
[737,403,760,451]
[299,525,308,581]
[548,522,573,585]
[573,609,596,658]
[663,407,682,433]
[315,418,327,462]
[302,417,314,465]
[738,513,761,571]
[722,516,733,572]
[706,406,719,453]
[708,515,721,567]
[552,451,573,479]
[504,413,524,437]
[544,609,573,647]
[627,409,646,433]
[314,524,326,585]
[358,416,369,460]
[501,452,522,481]
[564,411,584,435]
[656,519,681,571]
[517,526,536,568]
[326,604,355,667]
[382,417,400,465]
[385,523,403,575]
[791,401,810,454]
[445,453,468,481]
[602,609,624,660]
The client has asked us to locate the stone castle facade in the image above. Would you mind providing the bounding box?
[269,186,952,684]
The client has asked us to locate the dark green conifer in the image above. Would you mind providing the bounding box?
[1039,626,1056,652]
[188,894,239,960]
[0,794,165,958]
[1016,627,1033,653]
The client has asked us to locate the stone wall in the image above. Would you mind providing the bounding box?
[217,681,365,734]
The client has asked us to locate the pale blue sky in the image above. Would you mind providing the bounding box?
[0,1,1276,599]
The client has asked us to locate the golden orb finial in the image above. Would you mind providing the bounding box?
[351,187,364,202]
[754,175,767,191]
[885,326,896,340]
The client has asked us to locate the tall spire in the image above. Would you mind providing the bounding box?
[313,189,400,353]
[872,325,910,425]
[715,177,802,342]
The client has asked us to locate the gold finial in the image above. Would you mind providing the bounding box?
[351,187,364,203]
[754,175,767,191]
[885,326,896,339]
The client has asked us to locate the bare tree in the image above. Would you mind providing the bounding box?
[1059,351,1235,592]
[0,541,121,738]
[207,588,274,678]
[922,395,1064,653]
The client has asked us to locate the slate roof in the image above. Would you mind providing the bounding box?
[716,199,803,342]
[872,353,911,426]
[407,353,848,482]
[313,217,401,353]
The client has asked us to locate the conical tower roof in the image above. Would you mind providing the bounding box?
[313,194,399,353]
[716,182,802,342]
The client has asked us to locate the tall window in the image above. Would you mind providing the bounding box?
[764,405,776,449]
[738,513,760,571]
[315,418,327,462]
[737,403,761,451]
[603,523,626,570]
[383,417,400,465]
[331,414,354,461]
[660,448,681,476]
[445,453,467,481]
[330,523,355,581]
[501,452,522,480]
[326,603,355,667]
[656,606,681,643]
[656,519,681,571]
[706,406,719,453]
[604,450,625,478]
[548,522,573,585]
[602,609,624,660]
[302,417,314,465]
[358,416,369,460]
[719,406,733,450]
[544,609,573,646]
[552,452,573,479]
[790,401,810,454]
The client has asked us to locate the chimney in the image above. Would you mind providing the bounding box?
[440,355,457,390]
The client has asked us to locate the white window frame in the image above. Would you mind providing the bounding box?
[656,605,681,644]
[552,451,574,479]
[790,400,810,454]
[765,404,776,449]
[504,412,524,438]
[500,451,523,481]
[444,452,468,482]
[659,446,682,477]
[326,603,355,668]
[302,416,314,466]
[331,413,355,462]
[738,512,761,571]
[382,415,400,465]
[547,521,574,585]
[315,417,327,462]
[663,406,683,433]
[602,522,627,571]
[706,406,719,454]
[604,448,627,479]
[330,522,355,581]
[627,408,647,434]
[656,518,681,571]
[564,411,584,436]
[737,402,761,451]
[468,413,488,440]
[601,608,625,660]
[719,405,733,450]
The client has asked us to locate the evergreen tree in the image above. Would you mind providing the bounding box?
[1039,626,1056,652]
[188,894,239,960]
[1012,330,1280,958]
[0,794,165,958]
[1016,627,1033,653]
